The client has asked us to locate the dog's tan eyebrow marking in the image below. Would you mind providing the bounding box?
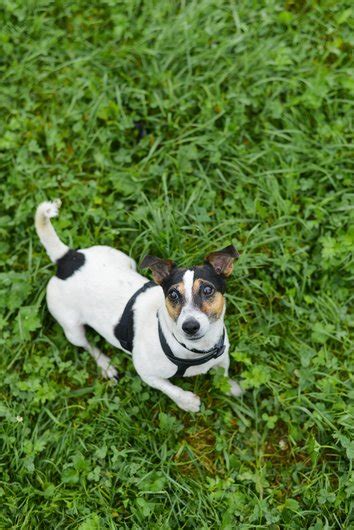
[192,278,216,295]
[167,282,185,295]
[192,278,214,292]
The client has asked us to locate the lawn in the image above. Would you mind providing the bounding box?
[0,1,353,528]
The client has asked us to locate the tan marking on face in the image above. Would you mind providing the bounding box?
[192,279,203,293]
[165,282,185,321]
[201,292,224,320]
[192,279,225,321]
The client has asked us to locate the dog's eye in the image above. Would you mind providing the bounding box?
[168,289,179,302]
[202,285,214,297]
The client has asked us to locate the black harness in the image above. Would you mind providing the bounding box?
[113,281,226,377]
[114,281,156,352]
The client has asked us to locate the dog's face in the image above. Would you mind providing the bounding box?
[141,246,239,341]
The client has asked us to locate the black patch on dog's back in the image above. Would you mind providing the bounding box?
[56,249,86,280]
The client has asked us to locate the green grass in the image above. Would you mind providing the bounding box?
[0,0,353,528]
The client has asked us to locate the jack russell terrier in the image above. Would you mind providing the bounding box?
[35,200,242,412]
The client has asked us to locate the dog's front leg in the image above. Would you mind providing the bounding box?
[139,374,201,412]
[217,353,243,397]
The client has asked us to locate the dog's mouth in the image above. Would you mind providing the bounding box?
[174,332,205,345]
[184,334,203,342]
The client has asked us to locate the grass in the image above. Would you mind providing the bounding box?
[0,0,353,528]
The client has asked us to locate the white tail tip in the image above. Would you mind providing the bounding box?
[35,199,68,262]
[40,199,62,220]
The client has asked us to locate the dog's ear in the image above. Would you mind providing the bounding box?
[140,255,176,284]
[205,245,239,277]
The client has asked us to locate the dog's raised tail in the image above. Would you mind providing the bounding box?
[35,200,69,262]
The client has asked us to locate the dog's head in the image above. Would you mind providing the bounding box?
[141,245,239,342]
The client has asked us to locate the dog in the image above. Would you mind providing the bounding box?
[35,200,242,412]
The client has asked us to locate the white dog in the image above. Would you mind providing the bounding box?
[35,200,242,412]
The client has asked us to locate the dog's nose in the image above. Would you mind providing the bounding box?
[182,318,200,336]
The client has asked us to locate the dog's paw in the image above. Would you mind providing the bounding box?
[102,364,119,382]
[228,379,243,397]
[176,391,201,413]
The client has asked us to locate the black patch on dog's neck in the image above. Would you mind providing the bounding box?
[56,249,85,280]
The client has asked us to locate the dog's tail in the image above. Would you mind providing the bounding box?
[35,200,69,262]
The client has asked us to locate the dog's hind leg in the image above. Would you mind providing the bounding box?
[62,322,119,381]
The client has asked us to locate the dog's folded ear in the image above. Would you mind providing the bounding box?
[140,255,176,284]
[205,245,239,277]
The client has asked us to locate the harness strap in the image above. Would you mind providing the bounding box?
[113,280,156,352]
[158,319,225,377]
